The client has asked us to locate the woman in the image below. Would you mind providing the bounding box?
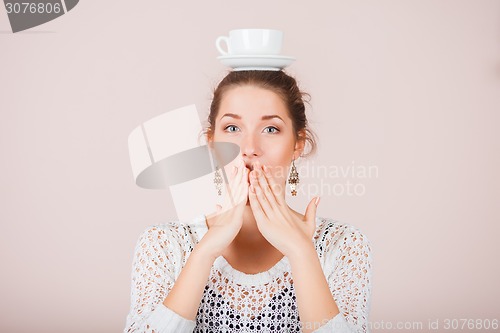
[124,70,373,333]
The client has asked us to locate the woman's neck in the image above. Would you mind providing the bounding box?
[232,204,269,246]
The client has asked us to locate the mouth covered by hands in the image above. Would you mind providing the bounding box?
[247,161,319,257]
[210,157,319,258]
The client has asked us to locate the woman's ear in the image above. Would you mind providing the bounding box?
[205,128,213,143]
[293,129,306,159]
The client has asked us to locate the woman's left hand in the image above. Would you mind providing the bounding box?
[248,161,320,258]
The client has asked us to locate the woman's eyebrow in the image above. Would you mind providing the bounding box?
[261,115,284,122]
[220,113,284,122]
[220,113,241,120]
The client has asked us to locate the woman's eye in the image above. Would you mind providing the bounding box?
[264,126,280,134]
[224,125,240,132]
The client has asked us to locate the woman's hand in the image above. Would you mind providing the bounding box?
[248,161,320,258]
[200,158,249,260]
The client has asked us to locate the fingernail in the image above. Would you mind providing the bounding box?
[263,165,269,174]
[315,196,321,206]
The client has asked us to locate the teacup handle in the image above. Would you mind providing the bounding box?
[216,36,230,56]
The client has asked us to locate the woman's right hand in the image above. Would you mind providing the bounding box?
[200,158,249,259]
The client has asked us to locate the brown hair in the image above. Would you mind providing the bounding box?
[202,70,318,158]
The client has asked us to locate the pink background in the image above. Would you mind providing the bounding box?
[1,1,499,332]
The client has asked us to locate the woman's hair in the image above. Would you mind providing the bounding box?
[202,70,318,158]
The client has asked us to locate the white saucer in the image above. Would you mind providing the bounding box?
[217,54,296,71]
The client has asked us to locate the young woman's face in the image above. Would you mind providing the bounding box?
[210,85,304,198]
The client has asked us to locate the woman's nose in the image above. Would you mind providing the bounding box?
[241,134,262,157]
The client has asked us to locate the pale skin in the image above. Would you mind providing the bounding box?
[163,85,340,332]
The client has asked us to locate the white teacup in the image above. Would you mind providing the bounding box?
[216,29,283,56]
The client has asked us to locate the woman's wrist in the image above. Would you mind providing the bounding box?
[285,238,317,264]
[194,230,223,262]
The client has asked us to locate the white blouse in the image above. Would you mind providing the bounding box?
[124,214,373,333]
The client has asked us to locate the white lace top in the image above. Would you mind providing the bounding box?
[124,214,373,333]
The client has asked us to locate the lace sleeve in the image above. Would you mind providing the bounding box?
[317,225,374,333]
[123,226,196,333]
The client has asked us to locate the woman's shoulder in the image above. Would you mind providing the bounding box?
[314,216,373,277]
[314,216,372,254]
[136,214,207,251]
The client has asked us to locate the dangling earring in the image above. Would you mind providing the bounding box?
[214,167,223,196]
[288,159,299,196]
